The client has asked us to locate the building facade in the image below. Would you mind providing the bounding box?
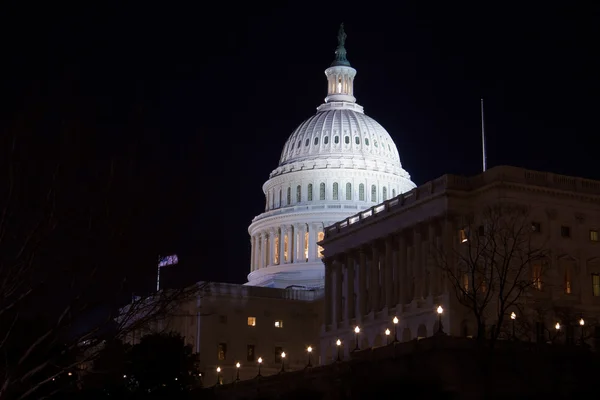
[246,24,415,289]
[319,166,600,362]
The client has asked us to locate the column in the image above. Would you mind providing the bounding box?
[334,260,343,324]
[384,236,393,308]
[324,259,333,326]
[346,253,355,321]
[269,229,276,267]
[279,226,285,265]
[370,243,380,312]
[293,224,301,263]
[414,227,423,299]
[398,234,407,304]
[287,225,294,263]
[358,248,367,317]
[250,236,255,271]
[261,233,268,269]
[307,223,317,262]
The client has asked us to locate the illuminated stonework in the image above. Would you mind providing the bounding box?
[246,27,416,289]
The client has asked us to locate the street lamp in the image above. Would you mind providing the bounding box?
[280,352,286,373]
[392,316,399,342]
[353,326,360,351]
[510,312,516,340]
[257,357,263,377]
[436,306,444,335]
[235,362,240,382]
[385,328,391,345]
[307,346,313,368]
[580,318,585,345]
[216,366,221,385]
[555,322,561,331]
[336,339,342,362]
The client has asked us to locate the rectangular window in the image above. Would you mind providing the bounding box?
[532,263,542,290]
[561,226,571,238]
[247,345,255,362]
[218,343,227,361]
[274,346,283,363]
[247,316,256,326]
[593,274,600,297]
[274,320,283,328]
[531,222,541,233]
[590,230,599,242]
[565,267,572,294]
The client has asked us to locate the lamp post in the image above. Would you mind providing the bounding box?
[579,318,585,345]
[436,306,444,335]
[235,362,240,382]
[307,346,313,368]
[257,357,262,377]
[554,322,561,343]
[353,326,360,351]
[392,316,399,342]
[510,312,516,340]
[216,366,221,385]
[385,328,391,345]
[336,339,342,362]
[280,352,286,373]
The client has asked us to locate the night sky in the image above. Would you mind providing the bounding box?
[1,3,598,298]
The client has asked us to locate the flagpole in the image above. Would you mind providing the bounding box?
[481,98,487,172]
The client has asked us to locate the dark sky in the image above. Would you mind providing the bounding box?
[1,3,598,295]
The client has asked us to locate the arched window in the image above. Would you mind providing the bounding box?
[334,136,339,144]
[287,187,291,205]
[296,185,301,202]
[359,184,365,201]
[392,189,396,197]
[344,136,350,144]
[355,136,360,145]
[324,136,329,144]
[271,190,275,208]
[305,138,309,146]
[374,140,378,147]
[297,141,301,148]
[308,183,313,201]
[319,183,326,200]
[346,183,352,200]
[383,187,387,201]
[279,189,282,207]
[314,137,319,145]
[365,138,370,146]
[371,185,377,202]
[333,182,339,200]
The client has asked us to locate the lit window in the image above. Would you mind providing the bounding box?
[531,222,541,233]
[590,230,599,242]
[532,263,542,290]
[319,183,325,200]
[593,274,600,297]
[304,231,309,261]
[382,187,387,201]
[344,136,350,144]
[561,226,571,238]
[359,184,365,201]
[317,231,324,258]
[355,136,360,145]
[565,265,572,294]
[308,184,313,201]
[333,182,339,200]
[274,236,279,264]
[274,320,283,328]
[346,183,352,200]
[459,229,468,243]
[283,234,289,262]
[296,185,301,202]
[247,317,256,326]
[218,343,227,360]
[371,185,377,202]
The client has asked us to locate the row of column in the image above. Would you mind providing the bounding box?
[328,73,354,96]
[324,220,456,327]
[250,223,331,272]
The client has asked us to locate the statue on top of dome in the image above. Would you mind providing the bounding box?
[337,23,347,47]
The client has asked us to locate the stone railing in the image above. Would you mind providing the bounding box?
[206,282,324,302]
[252,202,369,223]
[325,165,600,239]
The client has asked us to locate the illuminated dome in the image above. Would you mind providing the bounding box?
[246,24,416,289]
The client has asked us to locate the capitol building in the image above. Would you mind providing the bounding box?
[246,24,415,289]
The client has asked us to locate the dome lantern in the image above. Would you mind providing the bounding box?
[324,23,357,104]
